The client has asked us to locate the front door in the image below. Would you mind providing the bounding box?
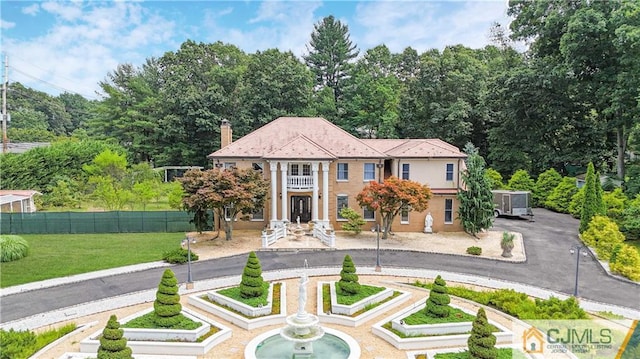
[291,196,311,223]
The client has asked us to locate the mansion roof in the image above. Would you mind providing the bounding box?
[208,117,466,160]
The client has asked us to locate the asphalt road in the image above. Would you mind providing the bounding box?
[1,209,638,324]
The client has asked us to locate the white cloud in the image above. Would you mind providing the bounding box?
[353,0,509,53]
[0,19,16,29]
[21,4,40,16]
[4,2,176,98]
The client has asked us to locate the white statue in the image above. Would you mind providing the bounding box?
[296,216,301,228]
[424,212,433,233]
[298,259,310,316]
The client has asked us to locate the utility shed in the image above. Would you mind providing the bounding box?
[0,190,41,213]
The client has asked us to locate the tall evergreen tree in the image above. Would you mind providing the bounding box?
[98,315,133,359]
[458,143,494,237]
[467,307,497,359]
[304,15,358,118]
[580,162,598,233]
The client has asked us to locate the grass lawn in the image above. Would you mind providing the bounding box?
[335,283,386,305]
[216,282,270,307]
[0,233,183,288]
[433,348,528,359]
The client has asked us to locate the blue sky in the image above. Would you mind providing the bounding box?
[1,1,511,99]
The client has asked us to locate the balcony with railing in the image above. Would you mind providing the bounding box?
[287,175,314,191]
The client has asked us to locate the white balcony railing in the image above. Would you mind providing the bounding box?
[287,175,314,190]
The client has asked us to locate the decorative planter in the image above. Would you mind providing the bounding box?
[188,283,287,330]
[329,281,394,316]
[207,282,274,317]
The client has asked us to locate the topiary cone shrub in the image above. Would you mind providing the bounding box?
[240,251,265,298]
[467,307,497,359]
[338,254,361,295]
[425,275,450,318]
[153,269,182,327]
[98,315,133,359]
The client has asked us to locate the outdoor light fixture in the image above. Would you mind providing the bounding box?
[182,236,197,289]
[570,244,589,297]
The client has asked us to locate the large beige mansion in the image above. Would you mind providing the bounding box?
[207,117,466,233]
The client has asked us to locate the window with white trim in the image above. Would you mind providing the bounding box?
[224,162,236,170]
[337,195,348,219]
[224,206,234,221]
[446,163,454,181]
[290,164,299,176]
[445,198,453,224]
[401,204,409,223]
[302,164,311,176]
[252,162,263,173]
[363,207,375,220]
[337,163,349,181]
[252,206,264,221]
[402,163,410,180]
[364,163,375,181]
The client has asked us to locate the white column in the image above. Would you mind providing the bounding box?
[321,161,330,224]
[269,161,278,227]
[280,161,288,222]
[311,162,319,222]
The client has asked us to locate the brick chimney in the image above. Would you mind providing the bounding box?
[220,119,232,148]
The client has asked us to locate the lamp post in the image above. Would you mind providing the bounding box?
[182,236,196,289]
[570,244,589,297]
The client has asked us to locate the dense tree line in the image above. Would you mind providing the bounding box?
[3,2,639,184]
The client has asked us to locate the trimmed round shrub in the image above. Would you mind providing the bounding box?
[162,247,199,264]
[467,246,482,256]
[425,275,450,318]
[240,252,265,298]
[468,307,497,359]
[153,269,182,327]
[98,315,133,359]
[546,177,578,213]
[0,235,29,262]
[534,168,562,207]
[338,255,360,295]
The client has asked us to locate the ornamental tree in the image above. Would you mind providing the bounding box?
[240,252,265,298]
[609,244,640,281]
[98,315,133,359]
[485,168,504,190]
[338,255,360,295]
[467,307,497,359]
[425,275,450,318]
[356,176,431,239]
[153,269,182,328]
[180,168,268,239]
[506,169,535,192]
[534,168,562,207]
[546,177,579,213]
[457,143,494,237]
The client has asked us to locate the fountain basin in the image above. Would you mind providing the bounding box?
[245,327,361,359]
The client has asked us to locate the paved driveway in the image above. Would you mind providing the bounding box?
[1,209,638,324]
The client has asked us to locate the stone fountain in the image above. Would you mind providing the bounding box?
[244,259,360,359]
[279,260,324,357]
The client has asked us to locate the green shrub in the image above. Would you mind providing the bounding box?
[338,255,360,295]
[0,323,76,359]
[98,315,133,359]
[162,247,199,264]
[582,215,625,260]
[534,168,562,207]
[0,235,29,262]
[568,187,584,218]
[485,168,504,190]
[425,275,450,318]
[603,188,628,223]
[466,246,482,255]
[621,196,640,240]
[153,269,182,327]
[609,244,640,281]
[240,252,265,298]
[506,169,535,192]
[467,307,497,359]
[546,177,578,213]
[339,207,366,234]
